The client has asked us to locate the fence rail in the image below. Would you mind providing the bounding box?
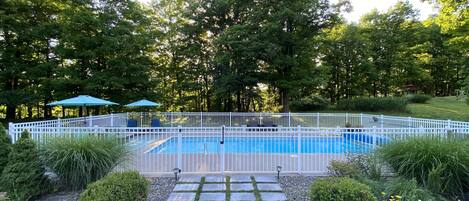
[7,124,469,175]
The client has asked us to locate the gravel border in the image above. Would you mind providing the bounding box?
[279,176,317,201]
[147,177,176,201]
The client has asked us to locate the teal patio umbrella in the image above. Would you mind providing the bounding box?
[48,95,118,116]
[125,99,161,107]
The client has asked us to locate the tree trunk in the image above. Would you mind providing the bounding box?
[281,89,289,112]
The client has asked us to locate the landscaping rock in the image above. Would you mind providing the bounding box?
[147,177,176,201]
[278,176,316,201]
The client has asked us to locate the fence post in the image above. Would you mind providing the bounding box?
[8,122,14,143]
[110,114,114,127]
[58,118,62,127]
[200,112,203,127]
[316,112,320,128]
[177,126,182,170]
[297,125,302,174]
[170,112,174,127]
[288,112,291,127]
[380,114,384,129]
[229,112,232,127]
[360,113,363,126]
[372,126,377,149]
[89,114,93,127]
[221,126,225,175]
[408,117,412,128]
[345,112,349,124]
[447,119,451,130]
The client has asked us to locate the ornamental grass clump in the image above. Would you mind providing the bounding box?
[379,137,469,198]
[40,135,127,190]
[0,130,50,201]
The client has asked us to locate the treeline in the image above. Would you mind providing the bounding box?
[0,0,468,120]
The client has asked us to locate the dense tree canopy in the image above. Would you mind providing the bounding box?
[0,0,467,120]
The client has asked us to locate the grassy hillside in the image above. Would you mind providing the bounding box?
[407,96,469,121]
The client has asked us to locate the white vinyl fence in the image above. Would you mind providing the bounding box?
[8,116,469,175]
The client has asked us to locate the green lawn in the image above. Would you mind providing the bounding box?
[406,96,469,121]
[325,96,469,121]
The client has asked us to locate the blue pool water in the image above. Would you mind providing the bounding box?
[147,137,372,154]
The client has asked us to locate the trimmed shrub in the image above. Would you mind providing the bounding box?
[336,97,407,112]
[310,177,377,201]
[40,135,127,190]
[0,130,50,201]
[0,124,11,181]
[347,154,383,181]
[79,171,149,201]
[379,137,469,198]
[406,94,432,103]
[290,95,329,111]
[327,160,360,178]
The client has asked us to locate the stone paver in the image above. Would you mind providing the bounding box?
[199,193,226,201]
[231,192,256,201]
[202,183,226,191]
[205,176,226,183]
[255,176,277,183]
[260,192,287,201]
[231,183,254,191]
[230,175,252,183]
[167,192,196,201]
[178,176,202,183]
[174,184,199,191]
[257,183,282,191]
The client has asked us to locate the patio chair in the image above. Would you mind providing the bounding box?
[127,119,138,127]
[151,119,161,127]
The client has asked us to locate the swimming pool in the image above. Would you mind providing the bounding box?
[146,136,372,154]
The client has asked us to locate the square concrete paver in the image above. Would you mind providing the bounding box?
[254,176,277,183]
[260,192,287,201]
[257,183,282,191]
[174,184,199,191]
[205,176,226,183]
[231,192,256,201]
[230,175,252,183]
[230,183,254,191]
[199,193,226,201]
[202,183,226,191]
[178,176,202,183]
[167,192,196,201]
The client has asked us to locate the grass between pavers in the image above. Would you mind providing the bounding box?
[226,176,231,201]
[194,177,205,201]
[251,176,262,201]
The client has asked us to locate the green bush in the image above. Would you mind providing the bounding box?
[327,160,360,178]
[379,137,469,198]
[310,177,377,201]
[40,135,127,190]
[383,178,447,201]
[336,97,407,112]
[347,154,383,181]
[79,171,149,201]
[406,94,432,103]
[0,124,11,183]
[290,95,329,111]
[0,130,50,201]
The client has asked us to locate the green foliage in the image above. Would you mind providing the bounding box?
[379,137,469,197]
[347,154,383,181]
[0,130,50,201]
[0,124,11,183]
[327,160,360,178]
[290,95,329,112]
[40,135,127,190]
[336,97,408,112]
[384,177,447,201]
[310,177,377,201]
[79,171,149,201]
[406,94,432,103]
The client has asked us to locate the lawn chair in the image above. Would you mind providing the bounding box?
[151,119,161,127]
[127,119,138,127]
